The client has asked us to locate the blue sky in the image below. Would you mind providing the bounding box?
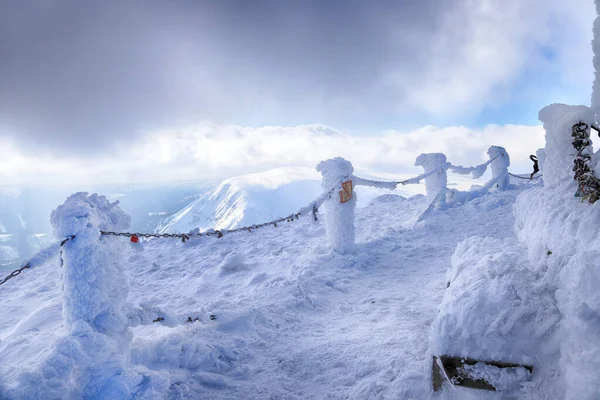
[0,0,596,183]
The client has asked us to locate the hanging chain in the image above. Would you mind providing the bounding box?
[508,172,542,180]
[572,122,600,203]
[100,230,195,243]
[0,235,75,287]
[0,264,31,286]
[100,209,312,242]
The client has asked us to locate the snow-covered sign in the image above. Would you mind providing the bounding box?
[339,180,353,203]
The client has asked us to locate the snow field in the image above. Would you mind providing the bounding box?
[0,177,529,399]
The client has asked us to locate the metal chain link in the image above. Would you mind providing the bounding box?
[0,264,31,286]
[100,206,314,242]
[509,172,542,180]
[572,122,600,203]
[100,230,195,242]
[0,235,75,287]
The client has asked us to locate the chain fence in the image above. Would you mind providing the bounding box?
[572,121,600,203]
[353,154,504,188]
[509,172,543,180]
[1,152,544,288]
[0,235,75,287]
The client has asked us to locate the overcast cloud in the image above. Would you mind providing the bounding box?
[0,122,544,185]
[0,0,594,182]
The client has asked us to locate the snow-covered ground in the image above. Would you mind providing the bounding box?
[0,173,536,399]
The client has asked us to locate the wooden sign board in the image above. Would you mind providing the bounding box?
[339,180,353,204]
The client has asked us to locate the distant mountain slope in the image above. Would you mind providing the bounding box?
[157,166,491,234]
[158,167,323,233]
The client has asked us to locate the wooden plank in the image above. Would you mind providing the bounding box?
[432,355,533,392]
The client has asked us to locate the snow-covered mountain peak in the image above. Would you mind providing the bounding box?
[158,166,323,233]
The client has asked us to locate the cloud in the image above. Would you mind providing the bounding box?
[0,123,545,185]
[0,0,591,155]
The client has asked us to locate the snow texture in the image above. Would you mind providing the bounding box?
[23,241,62,269]
[461,362,531,391]
[487,145,510,190]
[514,104,600,400]
[414,153,448,208]
[536,148,546,175]
[316,157,356,254]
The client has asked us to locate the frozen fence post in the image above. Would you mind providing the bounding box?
[487,145,510,190]
[414,153,448,208]
[316,157,355,254]
[50,192,133,397]
[536,148,546,175]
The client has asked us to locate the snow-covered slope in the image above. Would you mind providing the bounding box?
[0,177,538,399]
[158,167,323,233]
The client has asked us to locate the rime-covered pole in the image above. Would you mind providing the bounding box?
[414,153,448,208]
[536,148,546,175]
[49,192,133,397]
[487,145,510,190]
[316,157,355,254]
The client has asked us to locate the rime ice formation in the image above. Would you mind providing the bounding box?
[316,157,356,254]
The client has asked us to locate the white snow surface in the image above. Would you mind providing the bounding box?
[0,176,540,399]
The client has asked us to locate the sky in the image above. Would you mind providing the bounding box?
[0,0,596,185]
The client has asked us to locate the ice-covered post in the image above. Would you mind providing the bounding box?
[487,145,510,190]
[316,157,355,254]
[536,148,546,175]
[414,153,448,207]
[50,192,133,397]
